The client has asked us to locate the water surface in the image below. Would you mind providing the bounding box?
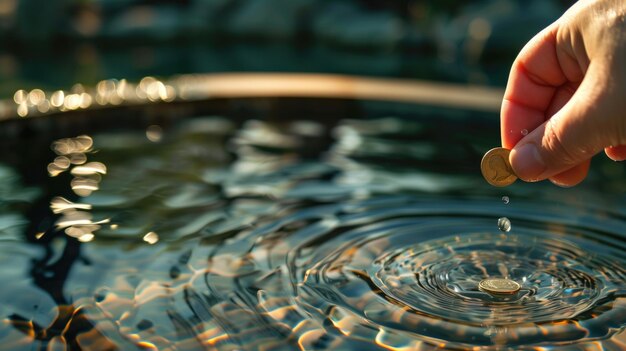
[0,112,625,350]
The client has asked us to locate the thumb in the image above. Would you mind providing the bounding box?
[509,64,620,182]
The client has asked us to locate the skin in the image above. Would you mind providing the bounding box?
[501,0,626,187]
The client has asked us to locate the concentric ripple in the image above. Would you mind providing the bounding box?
[373,234,604,325]
[292,202,626,349]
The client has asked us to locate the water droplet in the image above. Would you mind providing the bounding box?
[502,196,509,204]
[146,125,163,142]
[521,129,528,136]
[498,217,511,232]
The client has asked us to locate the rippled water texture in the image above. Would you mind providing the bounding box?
[0,114,625,350]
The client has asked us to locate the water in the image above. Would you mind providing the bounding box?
[0,114,625,350]
[497,217,511,232]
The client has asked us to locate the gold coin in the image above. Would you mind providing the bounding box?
[480,147,517,187]
[478,278,521,295]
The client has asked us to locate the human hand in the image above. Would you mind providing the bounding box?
[501,0,626,187]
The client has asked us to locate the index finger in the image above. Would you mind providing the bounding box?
[501,24,567,149]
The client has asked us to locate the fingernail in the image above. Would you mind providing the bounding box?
[549,178,573,188]
[510,143,546,181]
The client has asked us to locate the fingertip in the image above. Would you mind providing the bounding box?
[605,145,626,161]
[510,142,547,182]
[548,161,590,187]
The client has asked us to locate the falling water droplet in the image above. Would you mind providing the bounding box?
[521,129,528,136]
[146,125,163,142]
[502,196,509,204]
[498,217,511,232]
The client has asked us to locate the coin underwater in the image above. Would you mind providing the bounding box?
[481,147,517,187]
[479,278,521,295]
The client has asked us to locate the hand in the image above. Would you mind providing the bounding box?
[501,0,626,187]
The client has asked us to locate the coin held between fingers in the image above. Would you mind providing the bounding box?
[481,147,518,187]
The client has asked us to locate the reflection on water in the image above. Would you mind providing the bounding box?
[0,115,625,350]
[47,135,109,243]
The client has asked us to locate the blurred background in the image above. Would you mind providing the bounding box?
[0,0,576,100]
